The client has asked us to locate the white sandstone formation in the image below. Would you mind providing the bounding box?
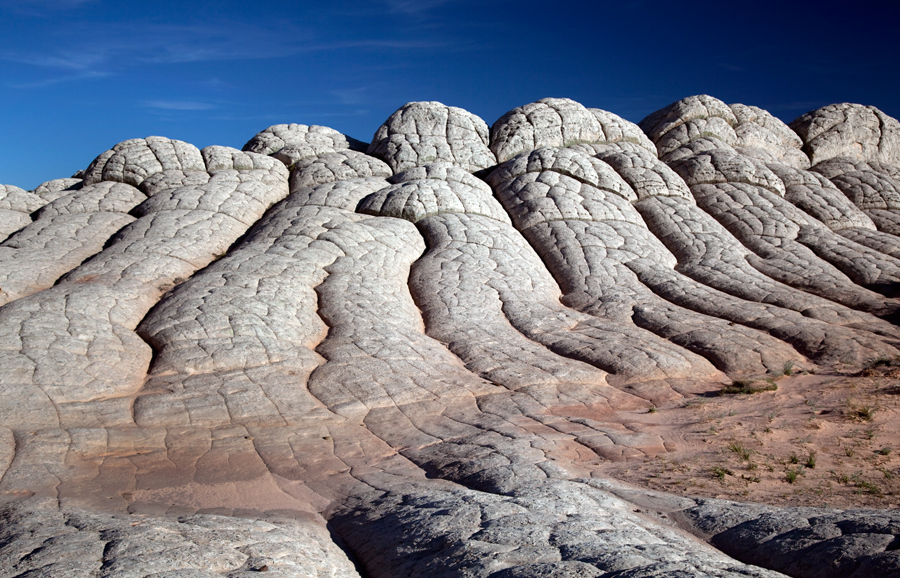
[3,95,900,578]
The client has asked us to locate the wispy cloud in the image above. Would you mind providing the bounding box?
[1,0,95,14]
[141,100,216,111]
[8,69,109,88]
[0,19,451,88]
[381,0,452,14]
[331,87,373,106]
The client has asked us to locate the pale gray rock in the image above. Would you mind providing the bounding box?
[790,103,900,165]
[0,209,32,242]
[0,189,140,305]
[660,136,737,163]
[34,181,146,218]
[140,168,211,197]
[367,101,496,173]
[490,100,655,164]
[730,103,810,169]
[635,193,892,328]
[82,136,206,188]
[411,211,719,381]
[678,499,900,578]
[641,102,900,315]
[675,158,900,294]
[0,162,289,416]
[0,498,360,578]
[689,181,900,315]
[488,147,637,203]
[0,183,47,213]
[358,177,511,224]
[387,161,496,190]
[285,177,390,210]
[656,117,738,158]
[242,123,367,161]
[589,142,693,200]
[669,149,786,196]
[289,151,392,192]
[333,481,786,578]
[305,211,503,419]
[360,157,721,381]
[202,145,289,175]
[812,158,900,211]
[490,146,887,371]
[490,98,608,163]
[32,177,82,201]
[0,184,48,241]
[588,108,658,155]
[639,95,737,144]
[764,162,900,274]
[766,163,875,231]
[135,170,288,226]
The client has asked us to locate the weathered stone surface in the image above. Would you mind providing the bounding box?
[32,177,82,201]
[242,123,367,164]
[202,145,289,174]
[367,101,496,173]
[0,184,48,241]
[790,103,900,165]
[358,174,511,224]
[5,98,900,578]
[643,95,900,316]
[290,151,392,192]
[678,499,900,578]
[333,481,786,578]
[731,103,811,169]
[0,182,144,305]
[639,94,737,145]
[489,144,892,372]
[490,98,654,164]
[83,136,206,188]
[0,498,360,578]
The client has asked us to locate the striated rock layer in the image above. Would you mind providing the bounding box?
[2,96,900,577]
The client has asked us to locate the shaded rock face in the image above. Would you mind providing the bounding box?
[1,97,900,577]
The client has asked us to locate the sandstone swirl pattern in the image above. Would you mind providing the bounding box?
[2,97,900,577]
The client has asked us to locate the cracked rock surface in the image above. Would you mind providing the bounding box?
[2,96,900,577]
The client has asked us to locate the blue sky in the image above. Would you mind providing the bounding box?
[2,0,898,189]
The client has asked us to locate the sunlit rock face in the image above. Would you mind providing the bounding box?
[2,97,900,578]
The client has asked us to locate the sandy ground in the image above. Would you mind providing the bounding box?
[596,360,900,509]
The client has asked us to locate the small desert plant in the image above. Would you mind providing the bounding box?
[805,451,817,469]
[785,469,801,484]
[847,401,876,421]
[728,442,752,461]
[712,467,733,480]
[647,406,657,414]
[856,479,882,496]
[783,360,795,376]
[879,447,892,456]
[789,453,800,465]
[861,354,900,376]
[721,380,778,395]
